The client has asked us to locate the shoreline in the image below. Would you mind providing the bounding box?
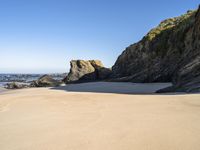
[0,87,7,94]
[1,82,173,95]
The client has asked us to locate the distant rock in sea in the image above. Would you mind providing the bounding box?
[110,6,200,92]
[63,60,112,83]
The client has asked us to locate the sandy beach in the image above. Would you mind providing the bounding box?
[0,82,200,150]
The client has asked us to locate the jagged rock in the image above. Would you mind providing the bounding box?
[112,6,200,92]
[31,75,60,87]
[64,60,96,82]
[63,60,112,83]
[5,82,29,89]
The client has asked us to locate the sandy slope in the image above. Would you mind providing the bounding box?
[0,82,200,150]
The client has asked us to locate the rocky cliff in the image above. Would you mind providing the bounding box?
[112,6,200,92]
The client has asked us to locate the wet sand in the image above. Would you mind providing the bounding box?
[0,82,200,150]
[0,87,7,94]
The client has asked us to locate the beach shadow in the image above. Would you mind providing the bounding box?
[50,82,192,95]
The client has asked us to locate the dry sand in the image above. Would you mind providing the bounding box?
[0,82,200,150]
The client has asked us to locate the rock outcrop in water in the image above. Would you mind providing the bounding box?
[5,82,29,89]
[31,75,61,87]
[112,7,200,92]
[63,60,112,83]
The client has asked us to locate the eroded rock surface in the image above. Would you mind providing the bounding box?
[64,60,112,83]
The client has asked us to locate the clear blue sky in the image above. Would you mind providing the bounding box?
[0,0,199,73]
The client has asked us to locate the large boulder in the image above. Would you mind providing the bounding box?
[31,75,60,87]
[63,60,112,83]
[112,6,200,92]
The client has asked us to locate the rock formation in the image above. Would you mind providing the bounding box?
[63,60,112,83]
[31,75,60,87]
[5,82,29,89]
[112,6,200,92]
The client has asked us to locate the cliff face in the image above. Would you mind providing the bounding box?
[173,8,200,92]
[112,7,200,92]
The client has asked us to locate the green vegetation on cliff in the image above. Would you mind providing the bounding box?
[145,10,196,41]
